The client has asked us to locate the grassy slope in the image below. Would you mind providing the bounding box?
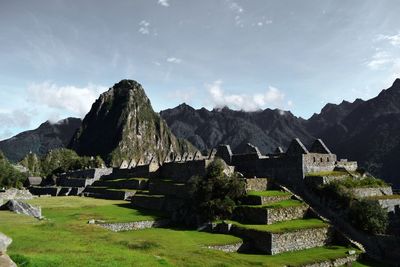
[242,199,305,209]
[246,190,291,197]
[1,197,358,267]
[225,218,328,233]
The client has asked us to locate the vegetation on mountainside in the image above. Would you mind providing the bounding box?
[315,179,388,235]
[0,196,361,267]
[0,151,27,188]
[20,148,104,178]
[180,158,246,224]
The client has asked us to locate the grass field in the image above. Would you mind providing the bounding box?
[0,196,363,266]
[242,199,305,209]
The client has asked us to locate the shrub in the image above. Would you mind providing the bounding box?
[349,199,388,234]
[0,151,27,188]
[185,158,246,223]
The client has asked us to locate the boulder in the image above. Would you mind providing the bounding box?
[1,200,42,219]
[0,233,17,267]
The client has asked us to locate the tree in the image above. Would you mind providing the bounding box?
[349,199,388,235]
[187,158,246,222]
[0,151,27,188]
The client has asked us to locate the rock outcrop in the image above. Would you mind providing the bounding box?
[1,200,42,219]
[0,233,17,267]
[69,80,194,166]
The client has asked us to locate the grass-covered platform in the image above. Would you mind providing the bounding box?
[0,196,364,266]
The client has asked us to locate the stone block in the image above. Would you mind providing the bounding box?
[245,178,269,191]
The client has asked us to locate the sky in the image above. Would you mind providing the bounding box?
[1,0,400,140]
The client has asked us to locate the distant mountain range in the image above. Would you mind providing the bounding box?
[0,118,81,162]
[1,79,399,187]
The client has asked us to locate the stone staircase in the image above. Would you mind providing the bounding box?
[207,178,360,265]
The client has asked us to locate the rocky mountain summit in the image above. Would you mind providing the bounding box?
[69,80,194,166]
[0,118,81,162]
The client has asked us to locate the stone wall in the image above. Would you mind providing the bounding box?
[303,154,337,175]
[376,198,400,213]
[245,178,269,191]
[336,160,358,172]
[97,219,169,232]
[230,224,332,255]
[29,186,60,196]
[233,204,308,224]
[350,187,393,198]
[61,168,112,180]
[304,175,348,187]
[269,227,332,254]
[159,160,209,182]
[148,181,189,198]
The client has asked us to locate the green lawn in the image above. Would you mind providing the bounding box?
[246,190,291,197]
[0,197,359,266]
[224,218,329,233]
[242,199,305,209]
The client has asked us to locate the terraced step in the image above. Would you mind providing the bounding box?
[233,199,309,224]
[29,186,60,196]
[245,178,269,191]
[59,177,94,187]
[131,193,166,211]
[92,178,148,190]
[84,186,137,200]
[214,219,332,255]
[242,190,292,205]
[148,179,189,197]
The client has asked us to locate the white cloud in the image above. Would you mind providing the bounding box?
[166,57,182,64]
[206,80,286,111]
[0,109,32,128]
[139,20,150,35]
[377,32,400,47]
[226,0,245,27]
[366,51,393,70]
[26,82,107,118]
[157,0,170,7]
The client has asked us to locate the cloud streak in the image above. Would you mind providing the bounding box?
[206,80,287,111]
[157,0,170,7]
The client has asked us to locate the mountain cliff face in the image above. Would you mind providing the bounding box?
[314,79,400,187]
[69,80,193,165]
[160,104,313,154]
[0,118,81,162]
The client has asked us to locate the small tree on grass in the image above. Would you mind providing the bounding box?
[187,158,246,222]
[349,199,388,235]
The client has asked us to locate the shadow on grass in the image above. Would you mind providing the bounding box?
[113,203,167,218]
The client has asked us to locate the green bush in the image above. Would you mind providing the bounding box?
[349,199,388,234]
[187,158,246,222]
[0,151,27,188]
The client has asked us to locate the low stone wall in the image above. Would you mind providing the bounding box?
[350,187,393,198]
[233,205,308,224]
[94,179,148,190]
[59,177,93,187]
[84,187,135,200]
[207,243,243,253]
[303,254,358,267]
[97,219,169,232]
[245,178,269,191]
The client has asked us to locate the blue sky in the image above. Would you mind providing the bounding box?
[1,0,400,140]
